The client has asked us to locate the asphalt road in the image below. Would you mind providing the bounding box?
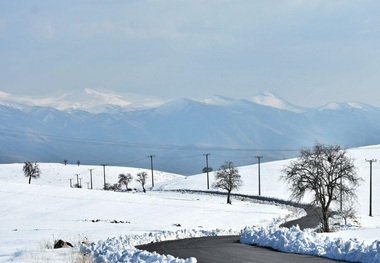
[137,235,344,263]
[280,205,322,230]
[137,193,347,262]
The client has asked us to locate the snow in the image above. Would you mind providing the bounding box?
[250,91,305,112]
[241,226,380,263]
[201,95,235,106]
[0,91,9,99]
[0,88,165,113]
[81,229,236,263]
[317,102,376,112]
[1,144,380,262]
[0,164,290,262]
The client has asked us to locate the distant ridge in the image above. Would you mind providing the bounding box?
[250,91,308,113]
[0,88,375,113]
[1,89,380,174]
[0,89,164,113]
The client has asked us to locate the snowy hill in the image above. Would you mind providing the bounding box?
[0,162,290,262]
[0,145,379,262]
[2,89,380,174]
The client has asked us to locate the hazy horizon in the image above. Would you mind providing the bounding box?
[1,1,380,107]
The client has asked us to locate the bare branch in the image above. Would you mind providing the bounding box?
[281,143,361,232]
[212,161,243,204]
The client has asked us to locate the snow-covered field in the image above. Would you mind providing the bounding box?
[0,145,379,262]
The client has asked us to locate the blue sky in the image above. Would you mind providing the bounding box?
[1,0,380,107]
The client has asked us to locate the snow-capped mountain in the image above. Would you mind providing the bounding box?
[202,92,305,113]
[250,91,307,113]
[0,88,164,113]
[2,89,380,174]
[317,101,379,112]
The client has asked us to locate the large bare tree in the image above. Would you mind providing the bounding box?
[213,161,242,204]
[281,143,360,232]
[23,162,41,184]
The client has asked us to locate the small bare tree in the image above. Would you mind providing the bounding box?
[23,162,41,184]
[63,159,68,165]
[281,143,361,232]
[118,173,133,190]
[338,197,357,226]
[136,171,148,193]
[213,161,242,204]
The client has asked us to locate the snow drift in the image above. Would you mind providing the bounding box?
[241,226,380,263]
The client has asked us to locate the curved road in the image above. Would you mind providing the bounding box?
[138,193,344,262]
[280,205,322,230]
[137,235,342,263]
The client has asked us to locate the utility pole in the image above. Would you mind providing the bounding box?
[203,153,211,189]
[340,176,343,212]
[75,174,80,186]
[148,155,155,187]
[255,156,263,196]
[101,164,107,190]
[89,169,94,189]
[366,159,377,217]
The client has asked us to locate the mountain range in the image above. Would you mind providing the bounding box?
[1,89,380,174]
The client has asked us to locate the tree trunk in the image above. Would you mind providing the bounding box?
[29,175,32,184]
[227,191,231,204]
[322,208,330,232]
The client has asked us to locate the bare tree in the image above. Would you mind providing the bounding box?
[338,196,357,226]
[63,159,68,165]
[23,162,41,184]
[213,161,242,204]
[281,143,361,232]
[136,171,148,193]
[118,173,133,190]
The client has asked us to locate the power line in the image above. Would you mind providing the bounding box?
[156,154,202,159]
[212,154,260,159]
[106,157,148,166]
[0,128,301,153]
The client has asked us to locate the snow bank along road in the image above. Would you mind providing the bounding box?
[138,193,342,263]
[137,192,379,263]
[137,235,344,263]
